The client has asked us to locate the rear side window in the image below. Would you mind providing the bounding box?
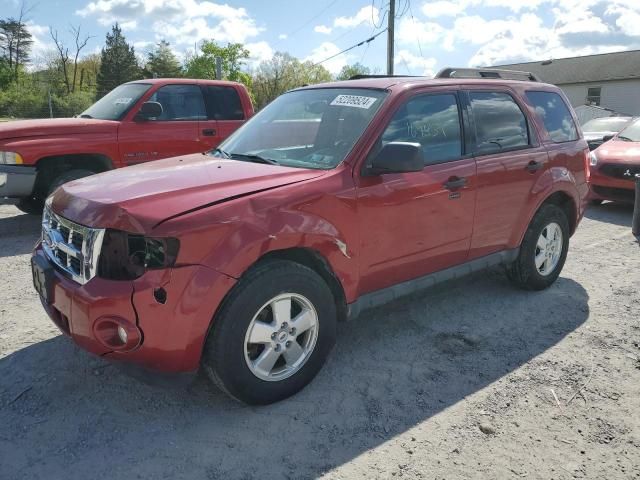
[469,91,529,154]
[203,86,245,120]
[381,93,462,164]
[149,84,207,121]
[526,91,578,143]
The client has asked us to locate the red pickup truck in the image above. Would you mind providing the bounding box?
[0,78,253,213]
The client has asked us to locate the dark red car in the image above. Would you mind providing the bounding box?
[588,117,640,204]
[31,69,589,404]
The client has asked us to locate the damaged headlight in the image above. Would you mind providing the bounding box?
[98,230,180,280]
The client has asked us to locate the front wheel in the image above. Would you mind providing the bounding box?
[507,204,570,290]
[202,260,337,405]
[48,169,95,196]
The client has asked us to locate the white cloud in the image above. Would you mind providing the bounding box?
[314,25,332,34]
[278,33,287,40]
[25,22,54,69]
[304,42,349,74]
[333,5,379,28]
[395,50,437,76]
[246,41,273,68]
[421,1,465,17]
[76,0,263,46]
[396,17,444,46]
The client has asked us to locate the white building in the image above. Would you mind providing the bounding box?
[495,50,640,116]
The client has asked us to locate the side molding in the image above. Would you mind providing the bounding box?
[347,248,519,320]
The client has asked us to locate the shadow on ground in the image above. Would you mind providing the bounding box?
[0,211,41,257]
[0,270,589,480]
[585,201,633,227]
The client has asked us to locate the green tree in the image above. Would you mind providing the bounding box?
[143,40,182,78]
[96,23,141,98]
[0,57,11,88]
[0,17,33,81]
[252,52,332,109]
[336,63,371,80]
[184,41,251,85]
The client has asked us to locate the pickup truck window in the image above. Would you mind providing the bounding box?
[148,84,207,121]
[214,88,387,170]
[203,85,245,120]
[80,83,151,120]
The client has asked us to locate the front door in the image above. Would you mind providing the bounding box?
[118,83,207,165]
[356,91,477,295]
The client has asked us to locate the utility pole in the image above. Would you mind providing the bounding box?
[387,0,395,75]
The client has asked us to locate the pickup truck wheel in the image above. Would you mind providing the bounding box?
[48,169,95,196]
[507,204,569,290]
[202,260,337,405]
[15,197,44,215]
[507,205,569,290]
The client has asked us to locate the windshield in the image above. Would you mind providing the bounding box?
[616,118,640,142]
[212,88,388,169]
[582,117,631,132]
[80,83,151,120]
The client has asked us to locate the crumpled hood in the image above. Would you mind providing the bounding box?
[51,154,326,233]
[0,118,118,141]
[595,140,640,164]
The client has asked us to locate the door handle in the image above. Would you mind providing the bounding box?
[202,129,216,137]
[525,160,543,172]
[444,176,467,190]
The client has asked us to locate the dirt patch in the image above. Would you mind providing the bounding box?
[1,202,639,479]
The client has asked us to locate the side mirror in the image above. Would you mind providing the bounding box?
[367,142,424,176]
[602,134,615,142]
[135,101,163,121]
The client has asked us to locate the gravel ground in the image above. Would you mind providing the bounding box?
[0,203,639,480]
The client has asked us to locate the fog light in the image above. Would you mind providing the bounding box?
[117,325,128,344]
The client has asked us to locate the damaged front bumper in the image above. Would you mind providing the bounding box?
[32,245,236,373]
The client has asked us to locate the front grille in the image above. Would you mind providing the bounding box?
[599,163,640,181]
[41,204,105,284]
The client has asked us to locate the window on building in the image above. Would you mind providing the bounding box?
[586,87,601,106]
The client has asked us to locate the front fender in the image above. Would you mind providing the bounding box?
[509,166,582,247]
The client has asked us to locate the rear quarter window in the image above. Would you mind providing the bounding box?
[526,91,578,143]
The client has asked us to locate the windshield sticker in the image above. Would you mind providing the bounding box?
[330,95,377,109]
[114,97,133,105]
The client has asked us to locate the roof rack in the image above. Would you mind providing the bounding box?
[435,67,541,82]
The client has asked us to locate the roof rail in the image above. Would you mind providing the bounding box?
[435,67,541,82]
[348,74,421,80]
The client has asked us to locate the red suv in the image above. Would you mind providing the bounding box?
[31,69,589,404]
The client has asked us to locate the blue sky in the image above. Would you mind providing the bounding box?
[4,0,640,76]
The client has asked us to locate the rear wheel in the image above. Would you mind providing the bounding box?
[202,260,337,405]
[507,204,570,290]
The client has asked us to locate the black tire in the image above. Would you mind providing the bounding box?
[202,260,337,405]
[507,204,570,291]
[15,197,44,215]
[48,169,95,196]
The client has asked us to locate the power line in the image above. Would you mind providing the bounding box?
[311,28,388,67]
[408,0,423,58]
[285,0,340,40]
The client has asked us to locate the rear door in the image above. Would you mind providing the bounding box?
[356,89,477,294]
[118,83,207,165]
[200,85,248,150]
[464,88,548,259]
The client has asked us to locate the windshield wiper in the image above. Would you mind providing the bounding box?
[211,147,230,158]
[229,152,279,165]
[617,135,634,142]
[78,114,93,119]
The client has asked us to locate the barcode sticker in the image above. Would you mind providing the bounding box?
[330,95,377,109]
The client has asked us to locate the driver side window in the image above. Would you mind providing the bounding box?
[381,93,463,165]
[148,84,207,121]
